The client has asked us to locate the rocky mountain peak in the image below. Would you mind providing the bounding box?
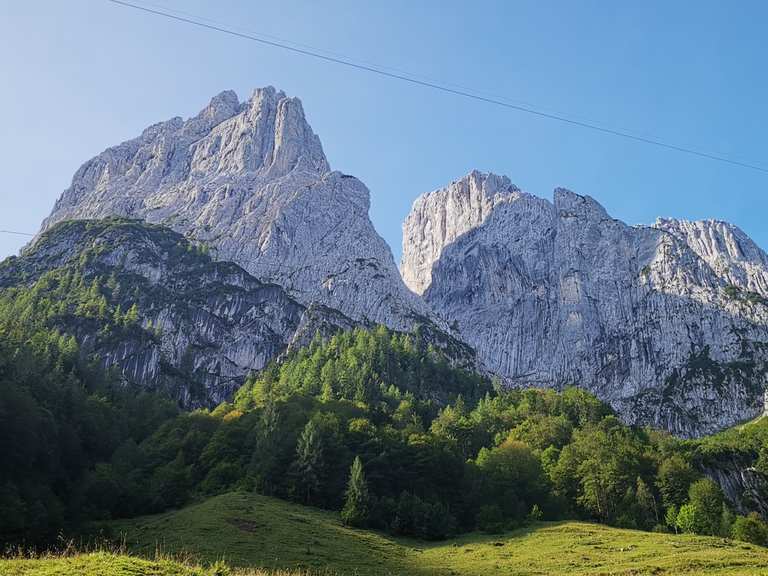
[553,187,610,220]
[199,89,241,124]
[37,87,433,332]
[654,217,768,296]
[401,170,521,294]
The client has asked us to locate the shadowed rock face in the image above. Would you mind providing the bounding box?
[38,87,432,331]
[403,171,768,437]
[5,219,356,407]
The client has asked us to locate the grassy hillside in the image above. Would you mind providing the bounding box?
[0,552,305,576]
[0,553,209,576]
[109,492,409,575]
[96,492,768,575]
[418,523,768,575]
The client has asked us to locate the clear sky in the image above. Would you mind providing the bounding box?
[2,0,767,263]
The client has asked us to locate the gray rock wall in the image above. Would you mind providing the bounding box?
[403,172,768,436]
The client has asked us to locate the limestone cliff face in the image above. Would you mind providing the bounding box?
[655,218,768,296]
[401,171,520,294]
[38,87,431,331]
[402,172,768,437]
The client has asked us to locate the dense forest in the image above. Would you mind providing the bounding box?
[1,277,768,548]
[0,317,176,542]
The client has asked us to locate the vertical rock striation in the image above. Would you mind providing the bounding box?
[403,172,768,436]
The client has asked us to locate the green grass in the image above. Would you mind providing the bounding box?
[0,553,208,576]
[109,492,409,575]
[418,523,768,575]
[0,552,308,576]
[5,492,768,575]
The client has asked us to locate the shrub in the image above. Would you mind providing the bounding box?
[732,513,768,546]
[477,504,505,533]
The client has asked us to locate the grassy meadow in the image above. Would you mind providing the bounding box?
[6,491,767,576]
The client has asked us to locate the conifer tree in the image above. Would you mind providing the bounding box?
[124,303,139,325]
[635,477,658,529]
[341,456,371,527]
[294,419,324,504]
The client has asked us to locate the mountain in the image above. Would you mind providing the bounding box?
[27,87,768,436]
[402,171,768,436]
[2,218,356,407]
[37,87,432,331]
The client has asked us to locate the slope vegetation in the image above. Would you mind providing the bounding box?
[100,491,768,576]
[0,552,302,576]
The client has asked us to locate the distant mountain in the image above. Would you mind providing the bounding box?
[402,171,768,436]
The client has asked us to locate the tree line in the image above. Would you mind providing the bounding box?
[1,308,767,546]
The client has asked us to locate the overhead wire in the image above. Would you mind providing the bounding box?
[105,0,768,175]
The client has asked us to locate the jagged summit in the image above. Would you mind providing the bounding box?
[654,217,768,296]
[37,87,431,331]
[42,87,330,230]
[401,171,524,294]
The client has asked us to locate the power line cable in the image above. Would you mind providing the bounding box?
[0,230,34,237]
[106,0,768,175]
[111,0,561,117]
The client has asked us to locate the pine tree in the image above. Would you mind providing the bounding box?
[719,502,735,537]
[124,303,139,326]
[635,477,658,530]
[341,456,371,527]
[112,304,123,326]
[294,419,324,505]
[88,277,102,299]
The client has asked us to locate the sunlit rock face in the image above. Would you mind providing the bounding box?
[403,171,768,437]
[38,87,432,331]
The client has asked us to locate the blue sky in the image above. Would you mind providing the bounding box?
[2,0,767,263]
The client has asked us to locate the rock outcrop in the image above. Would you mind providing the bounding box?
[655,218,768,297]
[4,218,355,407]
[402,171,768,436]
[401,170,520,294]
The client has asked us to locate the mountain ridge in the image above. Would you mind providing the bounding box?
[403,170,768,436]
[5,217,357,406]
[27,87,768,436]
